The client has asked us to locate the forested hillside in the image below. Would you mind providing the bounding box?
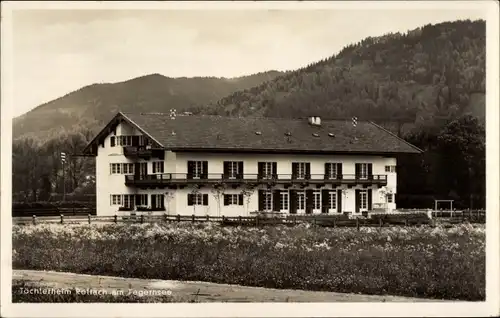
[195,20,485,133]
[13,71,283,140]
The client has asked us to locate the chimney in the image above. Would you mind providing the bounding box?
[308,116,321,126]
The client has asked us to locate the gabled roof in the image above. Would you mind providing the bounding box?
[83,112,423,155]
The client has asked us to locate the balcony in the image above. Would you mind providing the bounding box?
[123,146,164,160]
[125,173,387,188]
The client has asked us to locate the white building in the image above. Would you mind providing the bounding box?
[83,112,422,217]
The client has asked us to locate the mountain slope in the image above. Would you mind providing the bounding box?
[13,71,283,140]
[194,20,485,134]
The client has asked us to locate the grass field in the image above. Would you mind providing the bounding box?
[12,222,485,301]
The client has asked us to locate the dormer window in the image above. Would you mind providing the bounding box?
[255,131,262,135]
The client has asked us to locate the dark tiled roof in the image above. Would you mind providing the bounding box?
[119,112,422,154]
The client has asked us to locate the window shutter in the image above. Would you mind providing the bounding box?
[355,189,361,212]
[306,190,313,214]
[145,194,148,206]
[355,163,360,179]
[223,162,230,179]
[132,136,139,146]
[273,190,281,212]
[324,163,330,179]
[291,163,298,179]
[202,161,208,179]
[110,136,115,147]
[187,161,194,179]
[368,189,372,211]
[238,161,244,179]
[152,163,156,174]
[224,194,229,206]
[337,189,342,213]
[257,162,264,179]
[305,163,311,180]
[337,163,343,180]
[258,190,264,211]
[321,189,330,213]
[135,194,140,205]
[187,194,193,206]
[289,190,297,214]
[238,194,243,206]
[203,194,209,206]
[367,163,373,180]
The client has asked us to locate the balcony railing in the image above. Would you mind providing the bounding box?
[125,173,387,186]
[123,146,165,160]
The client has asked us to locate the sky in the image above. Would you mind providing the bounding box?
[8,4,487,117]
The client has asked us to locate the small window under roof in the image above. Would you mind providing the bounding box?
[285,132,292,136]
[328,133,335,137]
[255,131,262,135]
[312,133,320,137]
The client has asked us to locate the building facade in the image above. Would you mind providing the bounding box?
[83,113,422,217]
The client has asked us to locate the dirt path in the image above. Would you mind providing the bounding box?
[12,270,447,302]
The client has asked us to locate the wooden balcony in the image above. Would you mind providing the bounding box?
[125,173,387,188]
[123,146,164,160]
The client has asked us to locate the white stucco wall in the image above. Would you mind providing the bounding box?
[96,123,399,216]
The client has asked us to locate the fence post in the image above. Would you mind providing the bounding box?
[88,214,91,224]
[141,214,145,224]
[404,218,408,227]
[192,214,195,223]
[206,215,209,222]
[379,218,383,228]
[222,216,226,224]
[163,214,167,223]
[255,216,259,227]
[333,218,336,228]
[313,217,317,228]
[239,215,242,226]
[60,214,64,224]
[32,215,36,225]
[114,215,118,223]
[356,217,360,231]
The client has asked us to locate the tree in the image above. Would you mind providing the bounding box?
[437,115,485,209]
[240,183,258,215]
[189,184,201,215]
[211,182,227,217]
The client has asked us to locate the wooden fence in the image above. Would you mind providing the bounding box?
[12,211,485,228]
[12,207,96,218]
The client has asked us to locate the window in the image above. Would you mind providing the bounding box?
[224,194,243,206]
[117,135,133,146]
[110,136,116,147]
[111,194,134,208]
[386,193,393,203]
[111,195,122,205]
[358,163,369,179]
[263,191,272,211]
[259,162,276,179]
[188,193,204,206]
[227,161,240,179]
[280,192,289,211]
[385,165,396,173]
[313,191,321,210]
[151,194,165,210]
[297,192,306,211]
[360,190,368,210]
[110,163,134,175]
[136,194,148,206]
[152,161,164,174]
[189,161,206,179]
[293,162,308,179]
[329,192,337,210]
[326,163,339,179]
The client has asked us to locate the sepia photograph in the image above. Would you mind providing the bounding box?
[1,1,499,317]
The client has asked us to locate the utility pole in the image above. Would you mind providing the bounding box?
[61,152,66,201]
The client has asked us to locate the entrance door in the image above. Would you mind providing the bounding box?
[296,192,305,213]
[313,191,321,214]
[359,190,368,212]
